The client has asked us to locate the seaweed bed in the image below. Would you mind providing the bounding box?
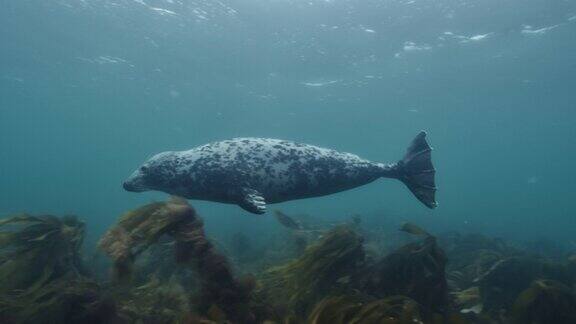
[0,200,575,324]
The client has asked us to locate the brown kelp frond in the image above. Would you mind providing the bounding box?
[0,214,84,253]
[112,275,191,323]
[259,226,365,317]
[288,226,364,289]
[452,286,481,309]
[100,199,255,323]
[400,222,430,237]
[511,279,576,324]
[307,295,424,324]
[306,296,363,324]
[101,200,188,252]
[0,215,109,323]
[173,212,255,323]
[478,256,574,314]
[98,198,193,279]
[274,210,303,231]
[0,214,86,293]
[439,232,522,290]
[351,296,424,324]
[364,223,448,315]
[0,276,116,324]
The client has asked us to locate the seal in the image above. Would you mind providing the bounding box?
[123,131,437,214]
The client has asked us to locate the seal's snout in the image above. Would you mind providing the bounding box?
[123,174,147,193]
[123,181,134,192]
[123,180,145,192]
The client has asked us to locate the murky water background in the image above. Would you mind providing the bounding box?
[1,0,575,246]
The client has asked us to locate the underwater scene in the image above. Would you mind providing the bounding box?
[1,0,576,323]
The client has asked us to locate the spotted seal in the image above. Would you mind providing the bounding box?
[123,131,437,214]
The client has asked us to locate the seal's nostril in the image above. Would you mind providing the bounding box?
[123,181,132,191]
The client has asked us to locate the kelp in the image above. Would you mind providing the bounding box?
[0,214,86,293]
[0,277,116,324]
[98,198,193,280]
[439,233,519,290]
[131,240,195,284]
[306,296,362,324]
[274,210,303,231]
[447,250,503,290]
[400,222,430,237]
[273,210,323,258]
[478,256,574,313]
[451,286,482,315]
[99,198,255,323]
[258,225,365,317]
[511,279,576,324]
[173,208,255,323]
[4,204,576,324]
[364,223,448,315]
[111,275,191,323]
[0,214,116,323]
[306,295,424,324]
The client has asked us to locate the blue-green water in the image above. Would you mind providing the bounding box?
[1,0,575,247]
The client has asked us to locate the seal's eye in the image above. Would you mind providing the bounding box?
[140,166,149,173]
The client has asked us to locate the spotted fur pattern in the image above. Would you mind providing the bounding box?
[125,138,397,211]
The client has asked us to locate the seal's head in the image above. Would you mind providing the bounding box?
[123,151,176,193]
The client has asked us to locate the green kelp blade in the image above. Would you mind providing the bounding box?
[0,214,45,227]
[274,210,302,230]
[400,222,430,237]
[0,232,15,248]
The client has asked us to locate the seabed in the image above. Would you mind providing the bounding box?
[0,198,575,324]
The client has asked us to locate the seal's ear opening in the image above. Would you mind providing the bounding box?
[397,131,437,209]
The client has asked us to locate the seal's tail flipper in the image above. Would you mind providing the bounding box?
[397,131,437,209]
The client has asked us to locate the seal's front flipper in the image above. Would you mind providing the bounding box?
[397,131,438,209]
[238,189,267,214]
